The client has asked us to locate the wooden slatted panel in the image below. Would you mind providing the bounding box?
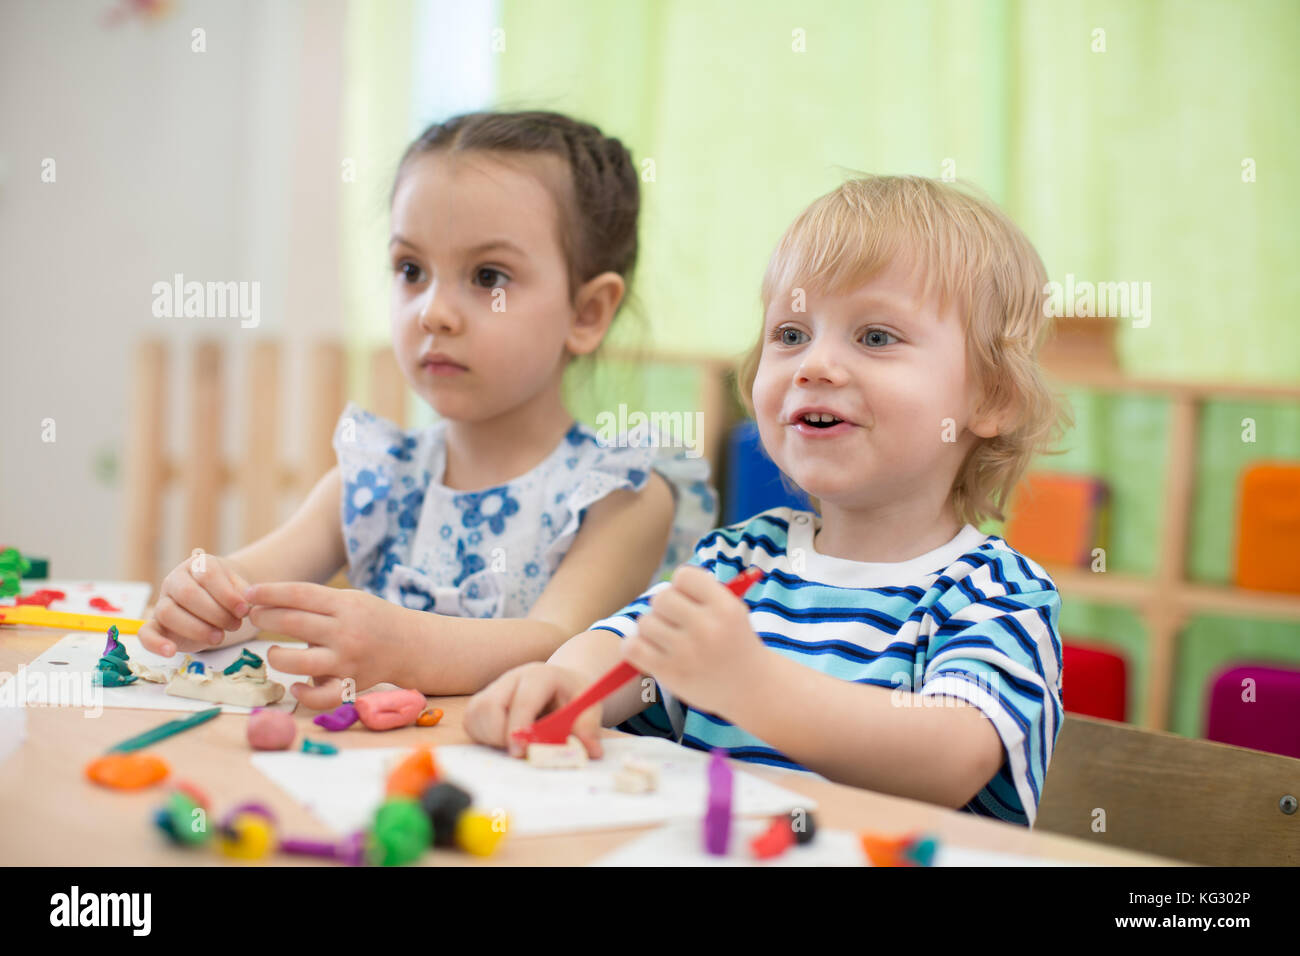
[1037,714,1300,866]
[300,341,346,495]
[369,347,407,426]
[123,340,168,584]
[241,340,280,540]
[184,341,223,554]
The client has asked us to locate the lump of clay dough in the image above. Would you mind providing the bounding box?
[613,756,659,793]
[165,654,285,707]
[94,625,137,687]
[526,735,588,769]
[247,708,297,750]
[354,689,426,731]
[126,659,168,683]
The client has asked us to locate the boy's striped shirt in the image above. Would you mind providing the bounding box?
[589,507,1064,827]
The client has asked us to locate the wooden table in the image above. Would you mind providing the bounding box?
[0,627,1181,866]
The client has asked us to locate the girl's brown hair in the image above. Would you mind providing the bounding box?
[393,111,641,304]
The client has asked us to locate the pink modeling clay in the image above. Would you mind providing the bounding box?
[354,689,426,731]
[247,708,296,751]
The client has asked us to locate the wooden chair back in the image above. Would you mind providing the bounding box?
[1036,713,1300,865]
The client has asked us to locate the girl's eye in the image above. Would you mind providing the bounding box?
[771,325,809,346]
[396,261,423,284]
[473,267,509,289]
[863,328,898,347]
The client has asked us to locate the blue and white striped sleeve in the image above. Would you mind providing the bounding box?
[918,549,1064,827]
[588,530,721,740]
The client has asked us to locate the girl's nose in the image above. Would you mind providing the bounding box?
[418,281,461,335]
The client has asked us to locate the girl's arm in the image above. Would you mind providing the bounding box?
[398,471,676,694]
[226,467,347,586]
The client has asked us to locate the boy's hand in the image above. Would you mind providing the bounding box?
[139,553,251,656]
[244,582,416,710]
[624,565,766,718]
[464,663,605,759]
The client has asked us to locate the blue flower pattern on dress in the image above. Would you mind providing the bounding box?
[454,487,520,536]
[333,402,717,619]
[345,469,389,524]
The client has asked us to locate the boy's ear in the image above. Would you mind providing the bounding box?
[969,390,1019,439]
[567,271,625,356]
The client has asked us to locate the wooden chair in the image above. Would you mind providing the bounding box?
[121,338,739,586]
[1036,713,1300,865]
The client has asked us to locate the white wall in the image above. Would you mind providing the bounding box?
[0,0,345,580]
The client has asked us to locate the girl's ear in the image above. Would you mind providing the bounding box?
[566,272,625,356]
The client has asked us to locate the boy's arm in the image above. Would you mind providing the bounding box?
[398,471,675,694]
[723,656,1006,809]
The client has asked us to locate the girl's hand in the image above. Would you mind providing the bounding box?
[623,565,767,718]
[464,663,605,759]
[139,553,252,657]
[245,582,416,710]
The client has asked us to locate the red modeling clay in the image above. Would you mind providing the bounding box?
[89,596,123,613]
[16,589,65,607]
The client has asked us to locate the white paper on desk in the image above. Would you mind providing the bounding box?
[251,736,817,837]
[0,580,152,619]
[594,820,1089,866]
[12,632,304,714]
[593,819,866,866]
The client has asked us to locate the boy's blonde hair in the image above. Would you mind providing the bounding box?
[736,175,1072,529]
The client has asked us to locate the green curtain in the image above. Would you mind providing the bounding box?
[345,0,1300,737]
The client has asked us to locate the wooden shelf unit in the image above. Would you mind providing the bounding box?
[1042,366,1300,731]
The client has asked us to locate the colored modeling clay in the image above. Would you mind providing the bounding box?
[222,648,263,675]
[15,588,64,607]
[860,832,916,867]
[93,625,137,687]
[525,735,587,768]
[217,804,276,860]
[453,809,507,857]
[313,702,359,731]
[165,653,285,707]
[416,707,443,726]
[613,756,659,793]
[750,816,795,860]
[247,708,297,750]
[367,797,431,866]
[301,738,337,755]
[354,688,426,730]
[85,752,169,790]
[385,746,439,798]
[89,596,122,613]
[420,781,472,848]
[702,748,732,855]
[788,808,817,845]
[154,790,209,846]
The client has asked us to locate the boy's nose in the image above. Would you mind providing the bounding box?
[794,345,847,385]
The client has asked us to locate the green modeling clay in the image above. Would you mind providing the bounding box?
[222,648,264,675]
[94,626,137,687]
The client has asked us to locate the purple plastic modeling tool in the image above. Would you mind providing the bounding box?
[280,831,366,866]
[703,748,733,855]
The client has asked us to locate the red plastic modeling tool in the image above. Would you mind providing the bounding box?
[510,566,766,747]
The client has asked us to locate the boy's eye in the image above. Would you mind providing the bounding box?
[396,261,423,283]
[772,326,808,346]
[473,267,509,289]
[863,328,898,347]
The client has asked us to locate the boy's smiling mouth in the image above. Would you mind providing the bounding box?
[787,405,857,437]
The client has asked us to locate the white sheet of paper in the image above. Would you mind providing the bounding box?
[593,819,865,866]
[251,736,817,837]
[0,580,152,619]
[13,632,304,714]
[593,820,1090,866]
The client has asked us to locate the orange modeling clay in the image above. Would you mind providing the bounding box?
[385,746,439,798]
[85,752,169,790]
